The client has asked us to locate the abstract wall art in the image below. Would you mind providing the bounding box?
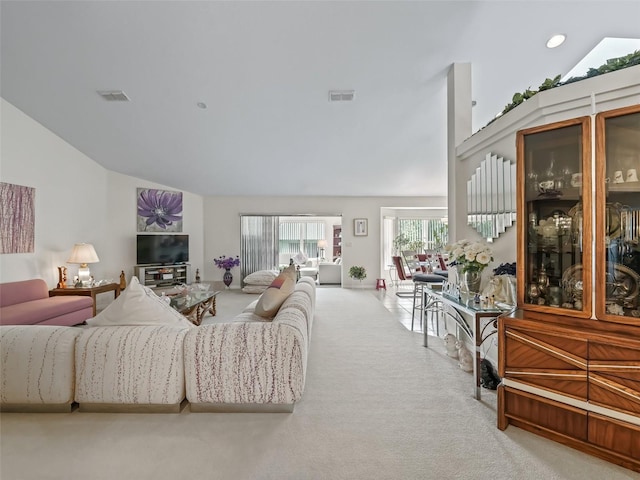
[136,188,183,232]
[0,182,35,254]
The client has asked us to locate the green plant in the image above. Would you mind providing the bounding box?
[393,233,410,255]
[432,223,449,251]
[348,265,367,281]
[407,240,425,252]
[486,49,640,128]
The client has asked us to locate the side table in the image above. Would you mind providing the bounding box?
[49,283,121,317]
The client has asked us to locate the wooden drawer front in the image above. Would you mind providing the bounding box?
[504,388,588,440]
[589,341,640,415]
[589,374,640,416]
[504,328,587,400]
[588,412,640,464]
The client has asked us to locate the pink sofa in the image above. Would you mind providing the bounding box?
[0,279,93,326]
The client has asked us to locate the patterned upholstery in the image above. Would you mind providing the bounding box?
[184,322,306,409]
[75,326,188,412]
[184,282,315,411]
[0,325,82,411]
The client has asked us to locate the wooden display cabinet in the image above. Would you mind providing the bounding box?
[499,105,640,473]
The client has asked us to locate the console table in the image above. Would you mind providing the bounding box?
[424,289,511,399]
[49,283,121,317]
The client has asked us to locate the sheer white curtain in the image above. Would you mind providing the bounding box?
[240,215,279,284]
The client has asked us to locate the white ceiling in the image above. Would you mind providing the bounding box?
[2,1,639,197]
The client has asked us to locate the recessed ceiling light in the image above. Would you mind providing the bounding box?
[197,102,207,109]
[546,34,566,49]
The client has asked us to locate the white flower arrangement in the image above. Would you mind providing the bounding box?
[444,239,493,273]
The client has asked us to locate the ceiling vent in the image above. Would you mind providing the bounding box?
[328,90,355,102]
[97,90,130,102]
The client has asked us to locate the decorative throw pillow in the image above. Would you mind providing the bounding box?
[254,265,297,318]
[292,251,308,265]
[86,276,194,328]
[243,270,278,286]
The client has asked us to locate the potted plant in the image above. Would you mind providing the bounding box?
[393,234,410,255]
[348,265,367,287]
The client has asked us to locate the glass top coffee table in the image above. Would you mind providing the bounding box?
[167,289,221,326]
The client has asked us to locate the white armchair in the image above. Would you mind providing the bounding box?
[318,262,341,285]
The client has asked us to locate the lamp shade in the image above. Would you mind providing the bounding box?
[67,243,100,265]
[317,240,328,249]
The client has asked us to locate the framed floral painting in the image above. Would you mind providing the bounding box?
[137,188,183,232]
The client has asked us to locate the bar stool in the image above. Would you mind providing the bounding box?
[411,273,446,331]
[376,278,387,290]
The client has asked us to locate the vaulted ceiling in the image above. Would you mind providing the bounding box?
[2,1,638,197]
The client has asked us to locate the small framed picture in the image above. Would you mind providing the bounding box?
[354,218,368,236]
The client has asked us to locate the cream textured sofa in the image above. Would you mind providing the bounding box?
[184,277,315,412]
[74,325,189,412]
[0,277,316,413]
[0,325,82,412]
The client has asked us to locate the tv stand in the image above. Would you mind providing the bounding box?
[134,264,191,289]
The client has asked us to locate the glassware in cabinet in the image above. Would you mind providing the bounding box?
[517,116,592,317]
[595,105,640,325]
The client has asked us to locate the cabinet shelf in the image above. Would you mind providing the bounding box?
[332,225,342,259]
[134,264,191,289]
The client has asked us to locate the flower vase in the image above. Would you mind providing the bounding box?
[223,268,233,288]
[462,270,482,295]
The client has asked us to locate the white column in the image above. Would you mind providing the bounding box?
[447,63,472,242]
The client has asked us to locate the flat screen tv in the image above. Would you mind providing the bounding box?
[136,234,189,265]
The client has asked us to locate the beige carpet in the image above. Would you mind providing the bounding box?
[1,288,638,480]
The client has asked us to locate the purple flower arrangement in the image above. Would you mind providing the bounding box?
[214,255,241,270]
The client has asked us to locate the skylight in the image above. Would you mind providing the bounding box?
[562,37,640,81]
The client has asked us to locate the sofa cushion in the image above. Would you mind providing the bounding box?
[0,296,93,326]
[183,321,307,406]
[242,285,269,294]
[75,325,188,409]
[254,265,296,318]
[232,311,270,323]
[243,270,278,286]
[86,276,193,328]
[1,325,82,410]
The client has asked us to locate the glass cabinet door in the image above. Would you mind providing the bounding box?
[517,117,592,317]
[595,105,640,325]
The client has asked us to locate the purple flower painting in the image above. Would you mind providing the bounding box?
[0,182,35,253]
[136,188,183,232]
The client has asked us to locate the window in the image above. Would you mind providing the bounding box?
[279,221,325,258]
[398,218,448,251]
[383,216,448,271]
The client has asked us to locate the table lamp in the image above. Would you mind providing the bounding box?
[67,243,100,286]
[317,240,327,262]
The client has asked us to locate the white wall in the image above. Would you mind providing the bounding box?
[203,196,446,288]
[0,99,204,294]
